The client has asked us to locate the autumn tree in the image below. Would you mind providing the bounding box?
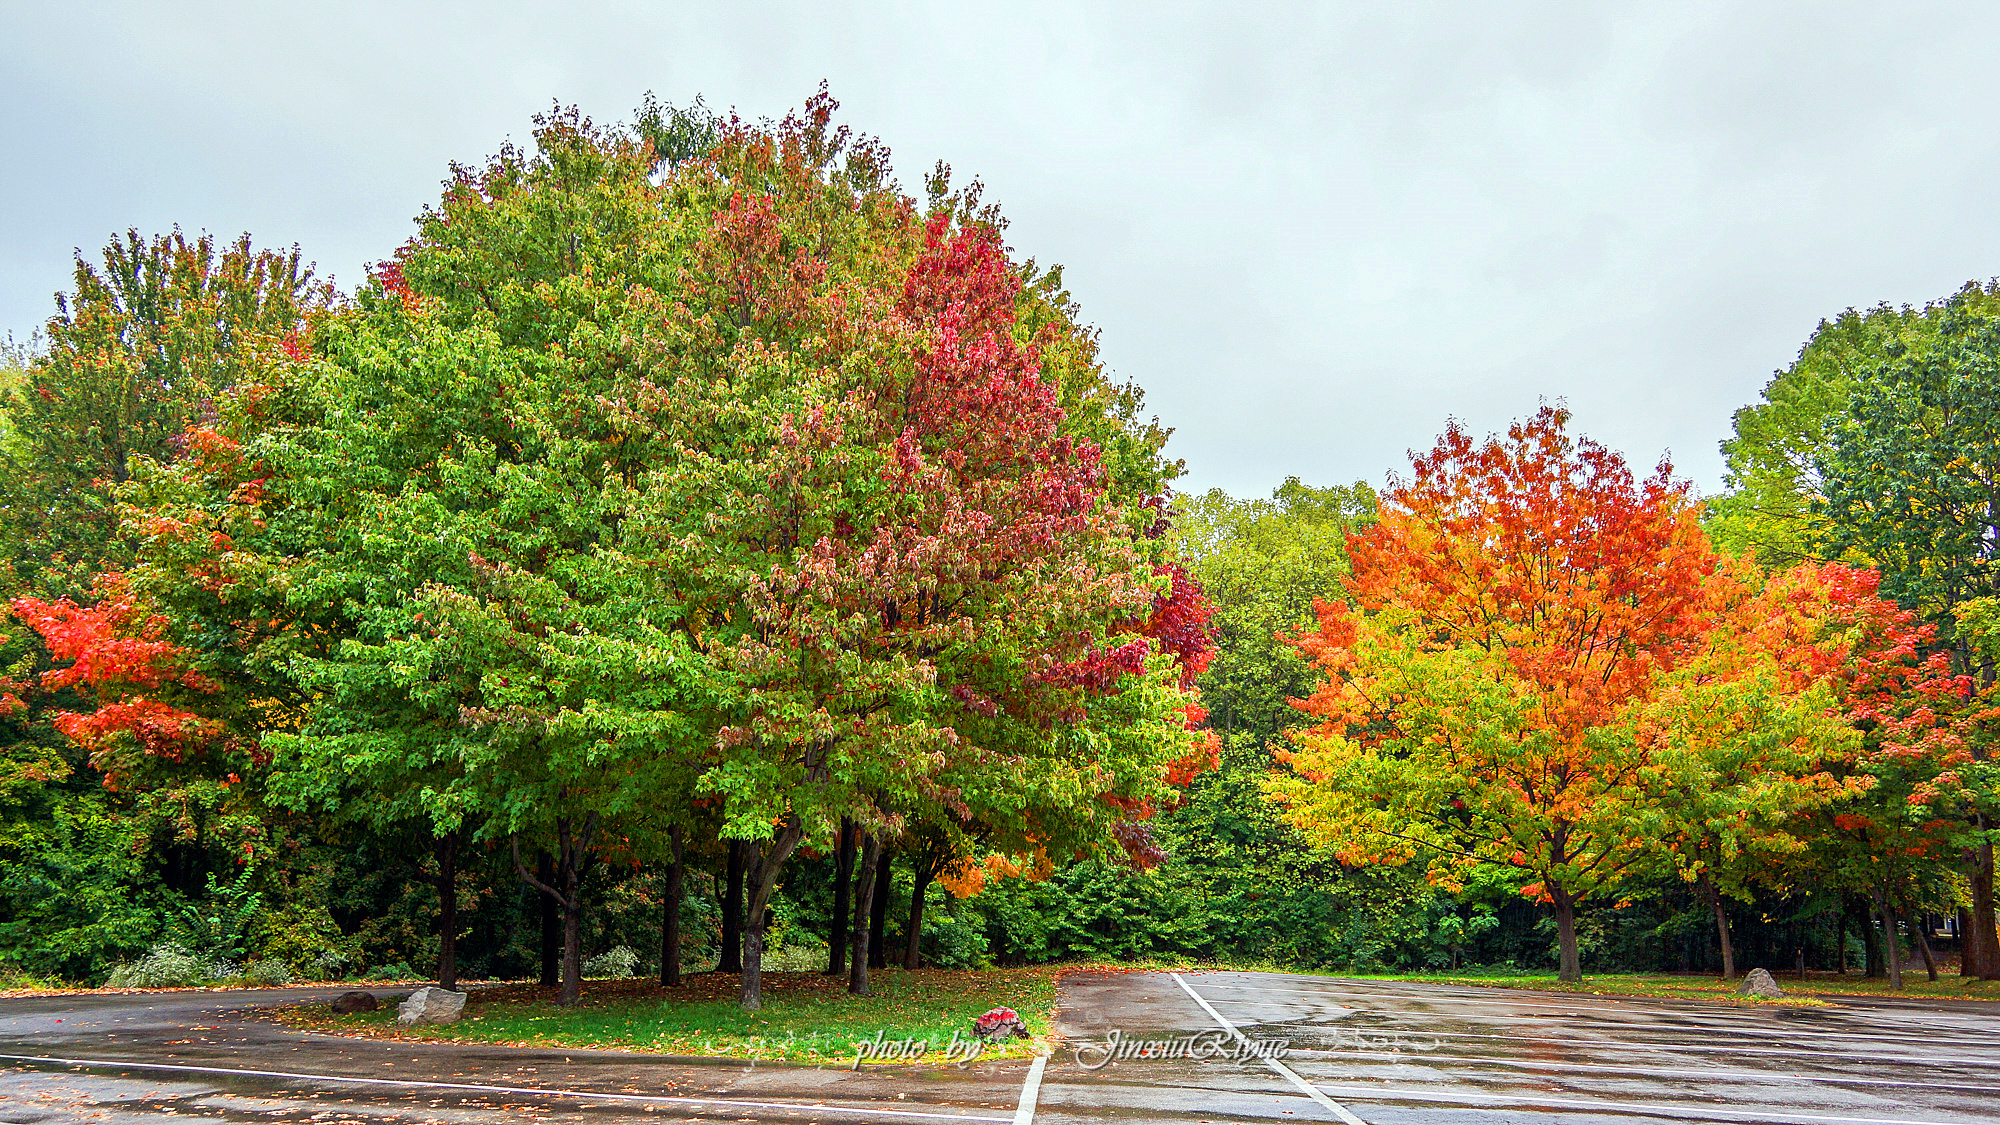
[625,92,1212,1007]
[0,232,329,977]
[1623,562,1880,978]
[3,229,330,598]
[1270,408,1726,981]
[85,91,1207,1008]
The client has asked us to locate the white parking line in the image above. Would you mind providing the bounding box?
[1010,1053,1046,1125]
[0,1053,1012,1123]
[1169,972,1368,1125]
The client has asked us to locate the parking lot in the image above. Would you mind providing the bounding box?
[1,971,1994,1123]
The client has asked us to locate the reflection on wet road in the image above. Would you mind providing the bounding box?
[2,973,1995,1123]
[1047,970,2000,1123]
[0,987,1029,1124]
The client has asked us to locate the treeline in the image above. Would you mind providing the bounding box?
[3,88,1996,995]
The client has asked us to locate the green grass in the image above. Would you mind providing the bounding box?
[277,967,1061,1064]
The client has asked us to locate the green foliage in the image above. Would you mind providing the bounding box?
[1710,281,2000,566]
[169,866,263,964]
[0,791,164,980]
[1817,291,2000,629]
[1168,479,1374,743]
[2,229,329,597]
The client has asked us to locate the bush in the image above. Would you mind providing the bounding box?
[919,909,990,970]
[582,945,639,979]
[309,949,352,981]
[240,958,293,986]
[106,942,211,988]
[361,961,414,981]
[759,938,827,973]
[170,868,263,966]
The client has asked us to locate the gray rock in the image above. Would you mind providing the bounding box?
[1737,968,1783,998]
[330,990,379,1014]
[395,986,467,1025]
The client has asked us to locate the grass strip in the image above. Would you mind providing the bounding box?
[273,967,1061,1064]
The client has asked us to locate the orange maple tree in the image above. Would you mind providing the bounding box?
[1269,407,1732,980]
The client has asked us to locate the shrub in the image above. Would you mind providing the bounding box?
[240,958,293,986]
[105,942,210,988]
[308,949,351,981]
[919,910,990,970]
[759,939,827,973]
[582,945,639,979]
[0,964,69,991]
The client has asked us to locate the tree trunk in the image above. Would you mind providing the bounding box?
[738,816,806,1012]
[1913,910,1939,982]
[904,862,934,970]
[1874,884,1904,991]
[1700,875,1735,980]
[434,832,459,992]
[1836,908,1847,975]
[660,825,684,987]
[825,818,854,976]
[1852,894,1883,978]
[1970,839,1999,979]
[538,853,558,987]
[561,883,583,1002]
[1552,886,1582,983]
[1959,906,1981,979]
[512,814,598,1007]
[849,833,881,995]
[720,839,745,974]
[868,846,892,970]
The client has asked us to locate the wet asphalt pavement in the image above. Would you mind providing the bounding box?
[1048,970,2000,1124]
[1,973,1995,1124]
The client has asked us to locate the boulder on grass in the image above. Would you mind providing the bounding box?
[972,1007,1030,1043]
[396,986,467,1025]
[1738,968,1783,999]
[330,991,379,1014]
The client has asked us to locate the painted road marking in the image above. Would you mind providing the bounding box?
[0,1053,1012,1123]
[1169,971,1367,1125]
[1010,1052,1046,1125]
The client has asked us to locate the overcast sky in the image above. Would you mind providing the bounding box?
[5,2,1997,500]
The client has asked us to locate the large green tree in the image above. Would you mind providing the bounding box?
[1815,290,2000,976]
[81,92,1207,1010]
[1710,282,2000,566]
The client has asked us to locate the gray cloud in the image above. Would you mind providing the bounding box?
[5,1,1997,499]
